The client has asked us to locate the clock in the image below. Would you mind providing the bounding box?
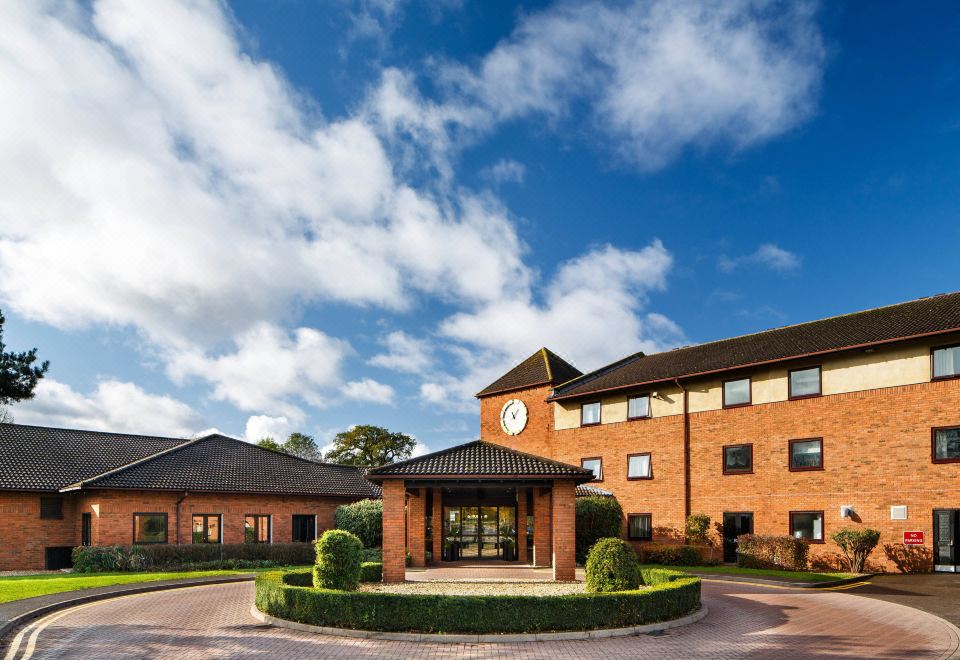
[500,399,528,435]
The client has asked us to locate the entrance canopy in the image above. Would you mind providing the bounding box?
[366,440,594,582]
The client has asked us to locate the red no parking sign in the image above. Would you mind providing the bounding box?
[903,531,925,545]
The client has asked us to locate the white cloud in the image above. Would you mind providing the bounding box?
[377,0,824,171]
[419,382,450,405]
[481,159,526,185]
[167,323,351,419]
[718,243,801,273]
[369,331,433,374]
[13,379,203,437]
[341,378,396,404]
[244,415,292,443]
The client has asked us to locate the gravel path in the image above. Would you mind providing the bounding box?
[359,581,588,596]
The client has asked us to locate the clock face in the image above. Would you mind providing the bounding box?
[500,399,528,436]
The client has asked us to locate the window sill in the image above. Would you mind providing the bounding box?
[788,393,822,401]
[932,374,960,382]
[932,457,960,464]
[722,469,754,475]
[722,402,752,409]
[580,422,601,428]
[626,476,653,481]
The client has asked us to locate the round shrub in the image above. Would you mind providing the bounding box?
[575,496,624,564]
[585,537,640,592]
[334,499,382,548]
[313,530,363,591]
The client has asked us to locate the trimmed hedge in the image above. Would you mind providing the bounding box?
[72,543,315,573]
[575,496,624,564]
[360,561,382,582]
[585,537,640,592]
[334,499,383,548]
[255,567,700,634]
[737,534,810,570]
[313,530,363,591]
[643,545,706,566]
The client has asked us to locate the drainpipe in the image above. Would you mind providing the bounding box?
[175,491,189,545]
[674,378,691,524]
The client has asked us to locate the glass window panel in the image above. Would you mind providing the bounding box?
[207,516,220,543]
[935,428,960,460]
[582,458,602,480]
[481,507,498,535]
[791,440,822,469]
[934,346,960,378]
[134,514,167,544]
[245,515,270,543]
[192,516,204,543]
[582,402,601,425]
[628,514,651,540]
[790,367,821,397]
[628,454,651,478]
[791,512,823,541]
[724,445,752,472]
[628,395,650,419]
[724,378,751,406]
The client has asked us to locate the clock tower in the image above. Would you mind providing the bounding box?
[475,347,582,458]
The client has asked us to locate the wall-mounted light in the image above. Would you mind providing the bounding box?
[840,505,854,519]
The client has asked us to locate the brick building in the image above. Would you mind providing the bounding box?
[475,293,960,573]
[0,426,375,571]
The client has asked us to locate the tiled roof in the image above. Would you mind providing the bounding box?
[575,484,613,497]
[63,434,377,498]
[0,423,190,491]
[552,292,960,400]
[366,440,594,480]
[477,348,582,397]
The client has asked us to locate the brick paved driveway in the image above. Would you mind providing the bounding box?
[13,580,960,659]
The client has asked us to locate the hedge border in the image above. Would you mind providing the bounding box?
[254,567,701,635]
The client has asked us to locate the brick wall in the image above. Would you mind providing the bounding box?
[0,492,78,571]
[381,479,406,582]
[479,377,960,572]
[551,480,576,580]
[532,487,552,566]
[407,487,426,567]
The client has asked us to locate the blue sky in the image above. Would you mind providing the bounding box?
[1,1,958,455]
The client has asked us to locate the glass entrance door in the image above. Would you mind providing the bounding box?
[934,509,959,572]
[444,505,517,560]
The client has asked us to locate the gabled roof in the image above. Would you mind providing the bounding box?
[476,347,582,398]
[62,433,377,498]
[366,440,594,481]
[576,484,613,497]
[0,423,190,491]
[551,292,960,401]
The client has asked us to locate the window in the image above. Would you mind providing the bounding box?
[627,395,650,420]
[722,444,753,474]
[292,514,316,543]
[789,438,823,471]
[933,426,960,463]
[40,496,63,520]
[245,514,271,543]
[790,511,824,543]
[581,457,602,481]
[789,366,821,399]
[133,513,168,544]
[627,514,652,541]
[722,377,751,408]
[932,345,960,380]
[627,453,652,479]
[192,514,221,544]
[581,401,601,426]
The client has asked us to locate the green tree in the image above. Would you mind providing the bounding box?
[256,437,283,452]
[324,425,416,466]
[284,432,320,460]
[1,310,49,418]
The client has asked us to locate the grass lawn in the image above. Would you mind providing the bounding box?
[644,564,856,582]
[0,566,310,604]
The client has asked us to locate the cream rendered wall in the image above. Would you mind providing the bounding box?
[554,341,936,429]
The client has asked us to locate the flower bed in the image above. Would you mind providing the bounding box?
[255,567,700,634]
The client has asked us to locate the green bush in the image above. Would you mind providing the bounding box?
[643,545,704,566]
[255,568,700,634]
[71,542,315,573]
[575,496,624,564]
[737,534,810,571]
[313,530,363,591]
[334,499,383,548]
[685,513,711,544]
[830,528,881,573]
[360,561,383,582]
[585,537,640,592]
[361,548,382,562]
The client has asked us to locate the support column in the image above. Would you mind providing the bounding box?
[382,480,406,582]
[408,487,427,568]
[431,488,443,563]
[552,480,576,581]
[516,488,528,563]
[532,487,552,567]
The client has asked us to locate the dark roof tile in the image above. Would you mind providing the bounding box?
[477,348,582,397]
